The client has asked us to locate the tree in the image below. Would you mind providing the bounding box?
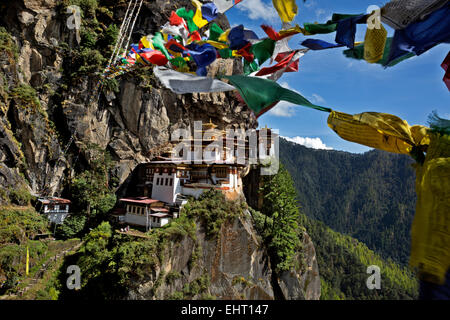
[258,164,301,272]
[70,144,117,220]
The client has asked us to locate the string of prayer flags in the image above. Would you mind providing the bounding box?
[385,3,450,66]
[153,66,235,94]
[344,37,415,67]
[442,51,450,91]
[302,13,361,35]
[224,75,331,117]
[272,0,298,23]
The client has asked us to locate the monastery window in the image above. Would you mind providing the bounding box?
[216,167,227,178]
[165,178,169,186]
[169,178,173,186]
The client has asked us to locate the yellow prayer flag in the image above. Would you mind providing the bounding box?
[327,111,429,155]
[197,40,229,50]
[26,245,29,276]
[192,0,209,29]
[410,133,450,285]
[218,28,231,43]
[272,0,298,23]
[140,36,154,50]
[364,24,388,63]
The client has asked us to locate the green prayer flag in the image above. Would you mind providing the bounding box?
[243,60,259,75]
[152,32,171,60]
[176,8,198,32]
[224,75,332,117]
[251,39,276,66]
[218,48,233,59]
[303,13,361,35]
[209,23,224,42]
[344,37,415,67]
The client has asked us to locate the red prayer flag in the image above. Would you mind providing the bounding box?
[237,42,254,62]
[139,51,169,66]
[169,11,184,26]
[189,31,202,42]
[255,50,298,76]
[261,25,300,41]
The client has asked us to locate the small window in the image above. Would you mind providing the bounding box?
[216,167,227,178]
[156,178,160,185]
[165,178,169,186]
[169,178,173,186]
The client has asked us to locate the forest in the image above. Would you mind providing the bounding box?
[279,137,417,266]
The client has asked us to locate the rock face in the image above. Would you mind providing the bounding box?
[0,0,255,198]
[129,212,320,300]
[0,1,320,299]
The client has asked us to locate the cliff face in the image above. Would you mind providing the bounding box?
[128,213,320,300]
[0,0,256,198]
[0,0,320,300]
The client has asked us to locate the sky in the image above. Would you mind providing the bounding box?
[225,0,450,153]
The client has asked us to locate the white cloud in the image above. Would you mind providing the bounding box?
[267,81,298,117]
[282,136,333,150]
[268,101,297,117]
[266,83,326,117]
[236,0,279,22]
[311,93,325,104]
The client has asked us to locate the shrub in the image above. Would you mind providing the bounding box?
[10,84,41,108]
[0,27,18,59]
[56,214,87,239]
[181,189,244,239]
[9,186,32,206]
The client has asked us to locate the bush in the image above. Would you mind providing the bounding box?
[181,189,244,239]
[10,84,41,108]
[56,214,87,239]
[0,26,18,59]
[9,187,32,206]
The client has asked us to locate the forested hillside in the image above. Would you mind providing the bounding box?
[279,138,417,265]
[299,214,418,300]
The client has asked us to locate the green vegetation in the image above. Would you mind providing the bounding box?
[8,187,33,206]
[279,138,416,265]
[0,207,81,297]
[0,207,48,243]
[10,84,41,108]
[0,26,18,59]
[56,191,247,299]
[252,164,303,273]
[55,214,87,240]
[70,143,117,222]
[65,0,99,17]
[180,189,245,239]
[299,214,419,300]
